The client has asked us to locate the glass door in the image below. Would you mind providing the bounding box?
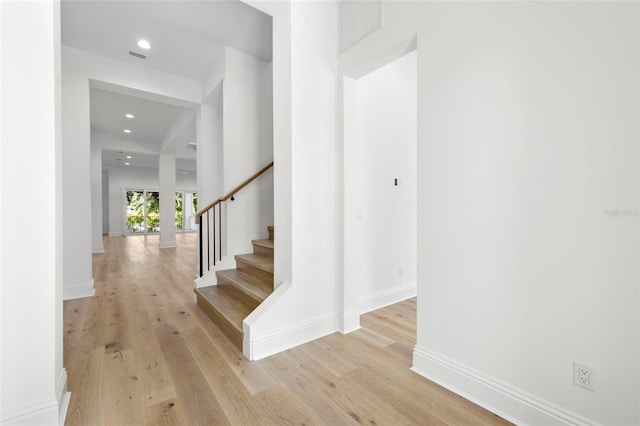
[175,192,183,231]
[124,189,160,234]
[145,191,160,232]
[175,191,197,232]
[126,190,145,233]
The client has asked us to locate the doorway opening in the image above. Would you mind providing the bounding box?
[343,49,418,320]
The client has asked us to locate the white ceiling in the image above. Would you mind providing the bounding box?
[65,0,272,174]
[102,149,197,174]
[102,150,159,169]
[61,0,272,82]
[91,87,197,170]
[90,88,188,146]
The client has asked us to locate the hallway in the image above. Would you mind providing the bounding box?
[63,234,509,425]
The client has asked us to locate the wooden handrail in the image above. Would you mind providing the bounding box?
[195,161,273,223]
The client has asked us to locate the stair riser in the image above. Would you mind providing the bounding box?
[252,244,274,258]
[236,260,273,283]
[216,275,262,306]
[196,292,243,350]
[196,226,274,354]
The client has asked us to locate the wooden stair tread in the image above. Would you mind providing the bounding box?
[196,225,275,351]
[217,269,272,303]
[251,239,274,258]
[252,239,274,249]
[235,254,274,274]
[195,285,256,334]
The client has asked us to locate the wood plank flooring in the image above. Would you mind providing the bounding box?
[64,233,511,425]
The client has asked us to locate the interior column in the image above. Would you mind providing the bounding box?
[159,154,176,248]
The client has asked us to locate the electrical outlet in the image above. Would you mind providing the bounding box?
[573,361,595,392]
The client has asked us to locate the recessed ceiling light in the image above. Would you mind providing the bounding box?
[126,155,132,159]
[124,129,131,134]
[125,113,135,119]
[187,141,197,146]
[137,39,151,50]
[124,162,130,166]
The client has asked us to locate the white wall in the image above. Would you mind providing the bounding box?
[90,143,103,253]
[176,175,197,196]
[1,1,69,424]
[196,47,273,280]
[102,169,109,233]
[223,47,274,257]
[244,0,337,361]
[348,51,417,314]
[62,45,201,298]
[341,2,639,425]
[62,46,93,299]
[197,87,223,209]
[198,54,224,210]
[107,166,196,237]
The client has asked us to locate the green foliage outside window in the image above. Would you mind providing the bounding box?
[126,190,159,232]
[146,192,160,231]
[175,192,183,230]
[126,190,196,233]
[126,191,144,232]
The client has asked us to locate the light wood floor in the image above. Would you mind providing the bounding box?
[64,233,510,425]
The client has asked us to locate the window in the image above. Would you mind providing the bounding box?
[125,190,160,234]
[175,191,198,232]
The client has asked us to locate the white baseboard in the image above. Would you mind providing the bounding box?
[243,280,339,360]
[412,346,599,426]
[338,310,361,334]
[357,281,416,314]
[0,398,59,425]
[63,279,95,300]
[159,240,176,249]
[92,245,104,253]
[108,232,122,237]
[56,368,70,425]
[0,369,70,425]
[247,312,336,361]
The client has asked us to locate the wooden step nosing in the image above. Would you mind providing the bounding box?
[236,263,274,280]
[235,254,274,275]
[195,288,248,333]
[216,271,269,303]
[220,280,267,301]
[251,239,274,248]
[198,300,244,349]
[217,268,273,287]
[196,291,243,333]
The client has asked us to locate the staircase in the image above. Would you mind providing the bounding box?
[195,226,274,350]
